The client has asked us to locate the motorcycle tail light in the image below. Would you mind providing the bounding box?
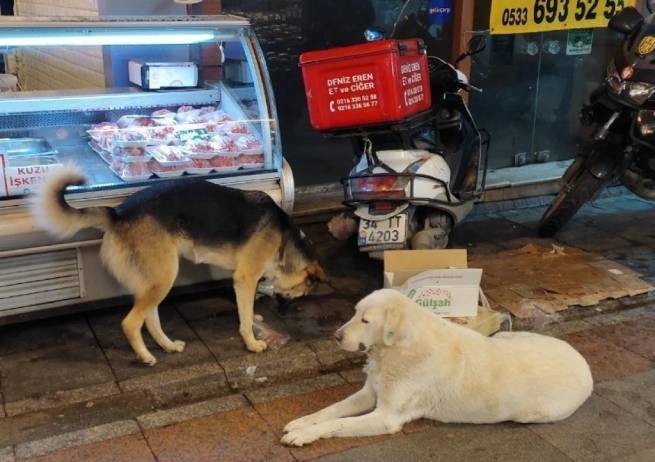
[348,176,406,200]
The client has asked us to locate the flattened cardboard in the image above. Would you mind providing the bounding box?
[470,244,655,319]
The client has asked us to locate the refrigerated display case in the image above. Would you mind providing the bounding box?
[0,16,294,322]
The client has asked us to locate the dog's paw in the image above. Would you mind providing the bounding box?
[165,340,186,353]
[141,353,157,367]
[281,429,319,447]
[246,339,268,353]
[284,416,313,434]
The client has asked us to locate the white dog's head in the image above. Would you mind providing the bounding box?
[334,289,413,352]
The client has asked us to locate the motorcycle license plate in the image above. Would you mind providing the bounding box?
[358,215,407,246]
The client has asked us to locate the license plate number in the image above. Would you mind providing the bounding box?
[358,215,407,245]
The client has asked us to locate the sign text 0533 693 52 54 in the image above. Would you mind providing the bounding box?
[490,0,637,35]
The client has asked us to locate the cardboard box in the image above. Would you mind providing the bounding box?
[384,249,482,318]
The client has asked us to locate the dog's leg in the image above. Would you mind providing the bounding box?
[233,270,267,352]
[145,306,186,353]
[282,409,403,447]
[122,290,166,366]
[284,382,376,433]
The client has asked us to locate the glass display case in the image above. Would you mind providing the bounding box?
[0,16,294,320]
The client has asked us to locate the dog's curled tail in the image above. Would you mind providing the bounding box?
[31,165,114,238]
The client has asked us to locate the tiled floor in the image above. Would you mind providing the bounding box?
[1,192,655,460]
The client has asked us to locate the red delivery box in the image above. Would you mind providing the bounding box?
[299,39,432,131]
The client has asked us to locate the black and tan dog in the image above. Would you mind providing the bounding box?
[33,166,325,366]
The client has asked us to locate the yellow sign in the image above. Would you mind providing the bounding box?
[638,36,655,55]
[490,0,637,35]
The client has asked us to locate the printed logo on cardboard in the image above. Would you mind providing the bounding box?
[406,287,454,309]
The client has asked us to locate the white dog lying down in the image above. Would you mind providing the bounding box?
[282,289,593,446]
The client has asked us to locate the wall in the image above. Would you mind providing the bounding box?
[13,0,104,90]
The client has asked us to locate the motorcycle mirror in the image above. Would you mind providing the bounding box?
[608,7,643,35]
[455,35,487,64]
[467,35,487,55]
[364,27,385,42]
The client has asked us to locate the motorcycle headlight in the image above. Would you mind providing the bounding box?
[637,110,655,136]
[625,82,655,105]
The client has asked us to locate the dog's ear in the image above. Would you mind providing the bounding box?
[308,262,327,282]
[383,303,405,346]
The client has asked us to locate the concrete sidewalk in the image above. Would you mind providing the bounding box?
[0,190,654,461]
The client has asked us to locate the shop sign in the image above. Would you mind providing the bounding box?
[0,154,7,196]
[428,0,454,26]
[490,0,637,35]
[566,29,594,55]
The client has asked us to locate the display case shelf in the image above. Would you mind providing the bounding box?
[0,88,221,115]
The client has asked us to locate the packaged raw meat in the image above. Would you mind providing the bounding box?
[237,153,264,169]
[174,126,209,143]
[183,138,235,159]
[176,105,202,123]
[148,159,188,177]
[199,110,232,123]
[117,115,156,128]
[113,145,150,162]
[113,128,148,147]
[147,125,177,144]
[186,158,214,175]
[210,134,238,155]
[209,155,239,172]
[87,122,118,142]
[110,158,152,181]
[147,145,190,165]
[88,141,113,164]
[198,106,217,116]
[222,121,250,138]
[151,109,175,118]
[234,134,264,155]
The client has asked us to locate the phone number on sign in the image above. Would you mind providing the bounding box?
[491,0,635,34]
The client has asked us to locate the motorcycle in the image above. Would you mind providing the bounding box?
[539,6,655,237]
[331,16,489,258]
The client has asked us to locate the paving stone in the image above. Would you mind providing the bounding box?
[536,319,593,337]
[174,292,236,322]
[586,305,655,327]
[306,339,364,372]
[556,224,633,252]
[0,317,96,358]
[245,374,345,404]
[220,343,321,390]
[589,317,655,361]
[118,361,224,393]
[0,391,153,448]
[254,382,392,461]
[277,297,356,341]
[0,447,13,462]
[561,330,654,383]
[146,370,231,410]
[15,420,140,460]
[188,303,289,361]
[88,306,213,381]
[0,345,115,404]
[498,206,546,229]
[144,407,294,462]
[20,433,154,462]
[317,423,567,462]
[137,394,247,429]
[5,382,119,417]
[530,393,655,462]
[595,369,655,427]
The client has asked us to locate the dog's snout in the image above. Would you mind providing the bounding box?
[334,329,343,342]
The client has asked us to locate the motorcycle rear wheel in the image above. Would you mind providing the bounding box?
[538,168,607,238]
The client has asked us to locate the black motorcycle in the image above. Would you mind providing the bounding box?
[539,6,655,237]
